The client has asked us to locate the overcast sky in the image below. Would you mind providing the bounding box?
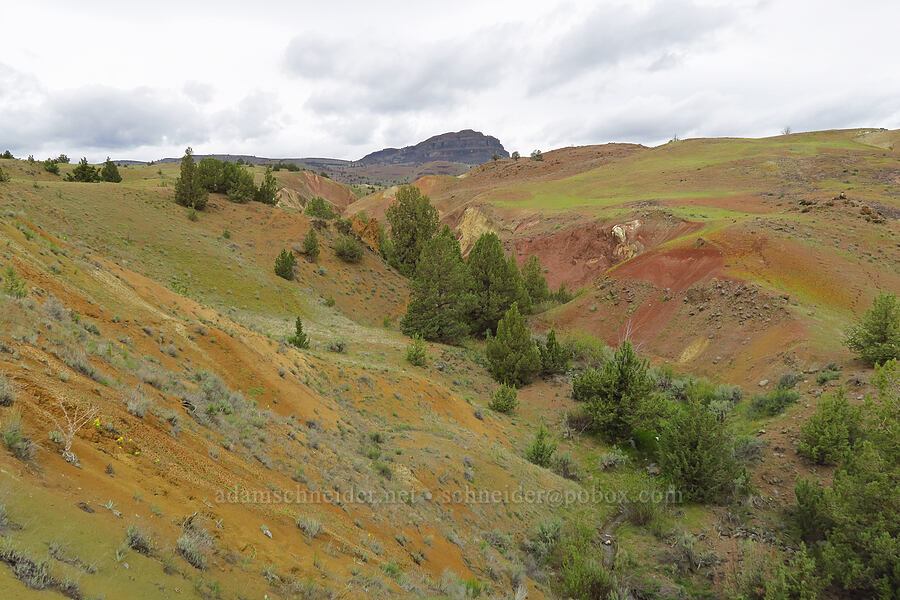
[2,0,898,162]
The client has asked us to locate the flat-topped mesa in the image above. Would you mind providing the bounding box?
[355,129,508,166]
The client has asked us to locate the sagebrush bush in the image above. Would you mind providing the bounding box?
[749,387,800,417]
[297,516,323,538]
[124,386,151,418]
[1,411,36,462]
[777,371,801,389]
[488,384,518,414]
[0,374,14,406]
[176,523,212,570]
[126,525,154,555]
[816,369,841,385]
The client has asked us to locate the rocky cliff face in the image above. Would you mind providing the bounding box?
[356,129,508,165]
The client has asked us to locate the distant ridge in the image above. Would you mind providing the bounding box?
[355,129,508,166]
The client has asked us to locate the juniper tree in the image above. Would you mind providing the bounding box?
[400,226,475,345]
[539,328,569,375]
[101,157,122,183]
[467,232,529,334]
[174,148,208,210]
[571,341,655,441]
[845,292,900,365]
[287,317,310,349]
[255,166,278,205]
[302,228,320,259]
[65,157,101,183]
[385,186,439,277]
[521,254,549,304]
[486,302,540,386]
[274,248,296,280]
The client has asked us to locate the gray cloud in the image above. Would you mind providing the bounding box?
[43,86,209,149]
[286,24,516,116]
[531,1,736,91]
[183,81,215,104]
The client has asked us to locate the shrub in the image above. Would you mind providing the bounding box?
[798,390,861,465]
[816,369,841,385]
[658,399,743,503]
[0,167,8,182]
[176,523,212,570]
[0,374,14,406]
[1,411,36,462]
[552,451,579,481]
[749,387,800,417]
[485,302,540,387]
[733,436,767,465]
[326,339,346,353]
[274,248,296,280]
[124,386,151,418]
[777,371,801,389]
[539,328,570,375]
[297,516,323,538]
[598,449,628,471]
[525,421,557,467]
[488,384,518,414]
[3,266,28,298]
[126,525,154,555]
[571,341,656,442]
[405,335,426,366]
[287,317,310,349]
[334,235,363,263]
[844,292,900,365]
[304,196,336,219]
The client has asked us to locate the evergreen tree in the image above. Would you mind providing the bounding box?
[0,166,8,183]
[522,254,549,304]
[571,341,655,442]
[255,166,278,205]
[174,148,208,210]
[488,384,519,414]
[845,292,900,365]
[65,157,101,182]
[658,398,742,503]
[304,196,336,219]
[227,166,256,203]
[526,421,557,467]
[274,248,296,280]
[385,186,439,277]
[539,328,570,375]
[467,232,529,334]
[486,302,541,386]
[100,157,122,183]
[287,317,310,349]
[302,228,320,259]
[197,158,225,192]
[400,226,475,345]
